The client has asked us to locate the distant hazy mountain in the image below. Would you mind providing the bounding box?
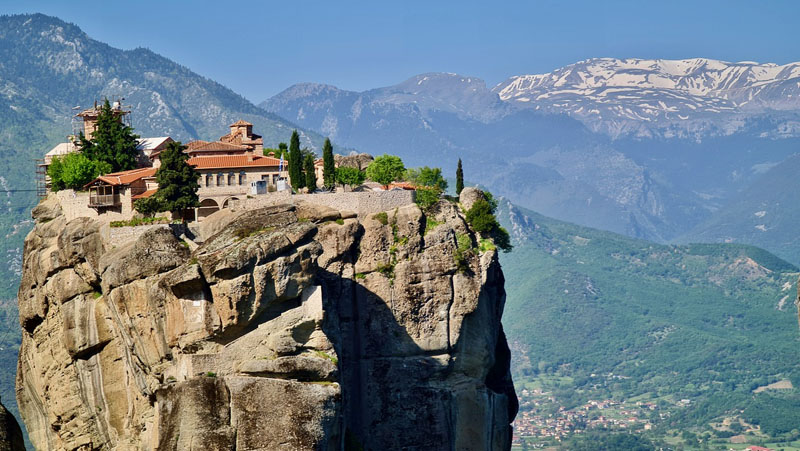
[0,14,320,150]
[495,58,800,139]
[679,153,800,265]
[260,62,800,243]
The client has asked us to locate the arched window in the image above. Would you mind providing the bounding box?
[205,173,212,187]
[228,172,235,185]
[239,171,247,185]
[217,172,224,186]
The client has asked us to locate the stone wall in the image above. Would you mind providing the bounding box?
[231,190,416,217]
[55,190,132,223]
[55,188,415,225]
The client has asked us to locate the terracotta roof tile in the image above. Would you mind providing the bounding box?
[188,155,284,170]
[131,189,157,199]
[230,119,253,126]
[187,141,249,152]
[89,167,157,187]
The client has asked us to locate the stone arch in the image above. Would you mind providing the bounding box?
[197,198,219,220]
[222,197,240,209]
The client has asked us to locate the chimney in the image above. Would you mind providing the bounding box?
[246,149,254,162]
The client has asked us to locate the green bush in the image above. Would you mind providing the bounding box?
[415,187,441,211]
[48,152,111,191]
[464,195,512,252]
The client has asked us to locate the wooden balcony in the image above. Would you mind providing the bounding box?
[88,193,120,207]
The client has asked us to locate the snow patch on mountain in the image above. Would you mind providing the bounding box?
[494,58,800,138]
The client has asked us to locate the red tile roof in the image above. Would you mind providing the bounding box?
[90,167,157,186]
[230,119,253,127]
[186,141,249,152]
[188,155,284,170]
[131,189,157,199]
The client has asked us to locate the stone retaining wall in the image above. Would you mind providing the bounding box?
[230,190,416,217]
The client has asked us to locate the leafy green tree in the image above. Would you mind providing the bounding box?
[335,166,365,191]
[288,130,304,191]
[136,141,199,216]
[78,99,140,172]
[264,142,289,160]
[366,154,405,188]
[406,166,447,191]
[304,154,317,192]
[415,187,441,210]
[132,195,165,217]
[48,152,111,191]
[456,158,464,195]
[465,193,513,252]
[322,138,336,188]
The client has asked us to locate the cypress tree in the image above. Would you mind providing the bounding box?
[322,138,335,189]
[456,158,464,195]
[288,130,304,191]
[154,141,199,213]
[79,99,140,172]
[304,154,317,192]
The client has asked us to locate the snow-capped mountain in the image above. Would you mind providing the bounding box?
[494,58,800,138]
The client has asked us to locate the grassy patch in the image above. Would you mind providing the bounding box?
[92,291,102,299]
[233,226,275,240]
[109,216,168,227]
[373,211,388,225]
[314,350,339,366]
[478,238,496,253]
[424,217,442,235]
[354,272,366,279]
[454,233,474,273]
[205,371,216,378]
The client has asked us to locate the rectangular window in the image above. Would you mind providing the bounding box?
[228,172,235,185]
[239,171,246,185]
[217,173,224,186]
[205,174,212,187]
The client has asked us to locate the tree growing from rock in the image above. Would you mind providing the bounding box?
[78,99,140,172]
[456,158,464,195]
[366,154,405,189]
[288,130,304,191]
[322,138,335,189]
[304,154,317,192]
[335,166,365,191]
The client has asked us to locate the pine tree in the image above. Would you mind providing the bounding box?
[148,141,199,216]
[79,99,140,172]
[322,138,335,189]
[288,130,304,191]
[304,154,317,192]
[456,158,464,195]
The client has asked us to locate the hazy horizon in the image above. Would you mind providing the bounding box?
[4,0,799,102]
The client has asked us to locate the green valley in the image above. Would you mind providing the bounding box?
[497,201,800,449]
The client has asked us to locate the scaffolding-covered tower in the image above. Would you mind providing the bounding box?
[35,99,131,197]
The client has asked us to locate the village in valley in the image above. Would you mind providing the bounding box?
[38,99,434,225]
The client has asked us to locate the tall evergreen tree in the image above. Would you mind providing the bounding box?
[148,141,199,215]
[78,99,140,172]
[288,130,304,191]
[322,138,336,189]
[456,158,464,195]
[304,154,317,192]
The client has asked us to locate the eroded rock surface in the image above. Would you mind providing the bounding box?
[17,196,517,450]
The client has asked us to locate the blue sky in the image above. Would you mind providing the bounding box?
[6,0,799,102]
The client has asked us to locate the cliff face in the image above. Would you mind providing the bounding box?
[17,195,517,450]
